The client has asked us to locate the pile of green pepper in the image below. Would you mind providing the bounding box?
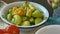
[7,2,44,26]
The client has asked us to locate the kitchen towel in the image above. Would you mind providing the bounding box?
[45,17,60,25]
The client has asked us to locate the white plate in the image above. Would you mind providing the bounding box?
[0,1,49,28]
[35,25,60,34]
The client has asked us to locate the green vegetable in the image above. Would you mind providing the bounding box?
[29,17,35,25]
[22,1,29,10]
[8,9,12,14]
[11,18,15,23]
[7,14,12,21]
[29,17,34,23]
[53,0,60,3]
[52,2,58,9]
[26,9,32,17]
[32,10,43,18]
[7,2,44,26]
[11,15,22,25]
[19,6,24,9]
[22,21,30,26]
[35,18,42,25]
[29,4,35,11]
[23,17,28,21]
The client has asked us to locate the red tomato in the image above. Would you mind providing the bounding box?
[1,29,6,33]
[0,29,4,34]
[6,25,20,34]
[1,29,11,33]
[3,33,13,34]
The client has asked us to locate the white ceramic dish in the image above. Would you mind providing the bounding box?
[0,1,49,33]
[0,1,49,28]
[35,25,60,34]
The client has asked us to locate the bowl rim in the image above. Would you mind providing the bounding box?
[0,1,49,28]
[35,25,60,34]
